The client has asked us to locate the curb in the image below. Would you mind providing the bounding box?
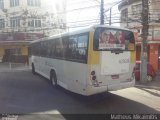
[0,68,30,72]
[135,85,160,90]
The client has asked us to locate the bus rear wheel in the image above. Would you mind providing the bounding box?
[32,63,36,75]
[50,71,58,87]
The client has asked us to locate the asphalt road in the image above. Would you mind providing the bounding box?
[0,69,159,119]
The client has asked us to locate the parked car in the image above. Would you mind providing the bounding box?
[134,61,156,81]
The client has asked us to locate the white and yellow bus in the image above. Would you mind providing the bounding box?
[29,25,136,96]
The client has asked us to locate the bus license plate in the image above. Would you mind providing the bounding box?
[111,75,119,79]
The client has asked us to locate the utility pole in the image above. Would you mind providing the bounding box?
[100,0,104,25]
[141,0,149,83]
[109,8,112,25]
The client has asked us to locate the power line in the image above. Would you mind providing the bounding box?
[2,0,160,32]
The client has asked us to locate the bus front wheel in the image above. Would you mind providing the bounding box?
[50,71,58,87]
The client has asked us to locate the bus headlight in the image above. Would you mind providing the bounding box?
[91,71,95,76]
[92,76,96,80]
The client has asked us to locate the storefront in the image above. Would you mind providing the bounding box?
[135,32,160,73]
[0,41,29,63]
[0,32,44,63]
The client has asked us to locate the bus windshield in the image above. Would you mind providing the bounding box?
[94,27,135,51]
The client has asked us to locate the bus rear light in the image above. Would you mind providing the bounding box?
[91,71,95,75]
[90,70,99,86]
[92,76,96,80]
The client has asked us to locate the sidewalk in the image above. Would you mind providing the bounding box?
[0,62,30,72]
[135,73,160,90]
[0,62,160,90]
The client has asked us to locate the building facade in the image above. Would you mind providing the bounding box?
[0,0,66,63]
[118,0,160,72]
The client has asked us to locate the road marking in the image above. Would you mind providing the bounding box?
[33,110,61,114]
[135,85,160,90]
[2,115,18,120]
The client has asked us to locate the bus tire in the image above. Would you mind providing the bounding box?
[32,63,36,75]
[50,70,58,87]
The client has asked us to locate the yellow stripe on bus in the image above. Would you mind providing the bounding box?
[88,31,100,65]
[130,51,136,63]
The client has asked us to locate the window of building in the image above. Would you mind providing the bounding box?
[0,19,5,29]
[5,48,21,56]
[121,8,128,22]
[28,19,41,27]
[10,0,19,7]
[132,4,142,15]
[27,0,41,7]
[0,0,4,9]
[10,16,21,28]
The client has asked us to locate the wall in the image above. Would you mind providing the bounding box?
[149,44,159,72]
[119,0,160,73]
[136,46,141,60]
[0,47,4,57]
[0,0,66,35]
[21,46,28,56]
[119,0,142,28]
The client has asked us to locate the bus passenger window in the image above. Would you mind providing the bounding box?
[69,36,78,60]
[77,34,88,62]
[62,36,69,59]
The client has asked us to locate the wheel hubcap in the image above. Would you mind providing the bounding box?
[147,75,152,81]
[51,75,55,85]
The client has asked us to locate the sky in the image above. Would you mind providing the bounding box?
[66,0,121,30]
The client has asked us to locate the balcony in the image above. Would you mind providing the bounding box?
[0,32,44,42]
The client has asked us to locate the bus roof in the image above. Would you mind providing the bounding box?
[30,25,132,44]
